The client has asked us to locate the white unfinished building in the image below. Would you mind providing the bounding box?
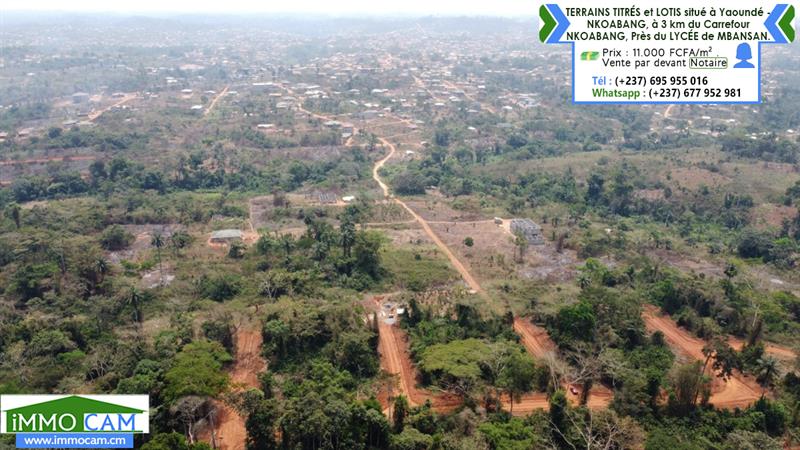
[510,219,545,245]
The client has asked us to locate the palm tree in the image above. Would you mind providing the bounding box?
[4,203,21,229]
[170,231,191,257]
[126,287,143,324]
[340,218,356,258]
[151,232,165,286]
[94,257,109,291]
[280,234,293,258]
[756,356,780,391]
[513,235,528,263]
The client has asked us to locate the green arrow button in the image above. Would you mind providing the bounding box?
[779,5,795,43]
[539,5,556,43]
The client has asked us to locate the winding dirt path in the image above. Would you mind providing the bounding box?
[377,318,461,413]
[88,94,136,121]
[298,89,609,413]
[513,318,557,358]
[373,137,482,293]
[513,318,613,411]
[204,86,230,117]
[642,305,764,409]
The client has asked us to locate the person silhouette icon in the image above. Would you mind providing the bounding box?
[734,43,755,68]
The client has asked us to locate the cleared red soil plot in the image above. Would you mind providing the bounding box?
[642,305,765,409]
[377,317,600,416]
[377,319,462,413]
[727,336,797,361]
[200,327,266,450]
[512,318,612,411]
[301,96,610,414]
[513,318,557,358]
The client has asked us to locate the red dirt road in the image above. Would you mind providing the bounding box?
[201,327,266,450]
[377,319,461,413]
[512,318,612,411]
[728,336,797,361]
[642,306,705,361]
[204,86,229,117]
[377,316,604,416]
[513,318,557,358]
[373,137,483,294]
[299,91,612,414]
[642,305,764,409]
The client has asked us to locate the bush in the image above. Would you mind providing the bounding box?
[393,171,427,195]
[390,427,433,450]
[100,225,134,251]
[552,301,596,344]
[197,274,241,301]
[737,230,773,259]
[162,340,231,403]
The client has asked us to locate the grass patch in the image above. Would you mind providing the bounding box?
[380,245,458,292]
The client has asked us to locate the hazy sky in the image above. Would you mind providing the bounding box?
[1,0,536,16]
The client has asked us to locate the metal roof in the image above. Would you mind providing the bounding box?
[211,229,243,239]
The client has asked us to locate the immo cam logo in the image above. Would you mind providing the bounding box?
[1,395,149,449]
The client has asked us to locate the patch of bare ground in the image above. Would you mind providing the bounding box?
[518,245,579,283]
[634,189,666,201]
[375,309,461,413]
[745,264,800,294]
[140,265,175,289]
[512,318,612,411]
[642,305,766,409]
[427,220,578,283]
[198,326,266,450]
[668,167,731,190]
[402,199,485,222]
[375,224,433,247]
[0,155,96,184]
[107,224,182,264]
[649,248,800,295]
[648,248,724,279]
[751,203,798,229]
[427,221,514,281]
[756,161,800,174]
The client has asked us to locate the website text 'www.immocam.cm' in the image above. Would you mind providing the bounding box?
[15,433,134,448]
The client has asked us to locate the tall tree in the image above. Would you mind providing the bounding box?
[756,356,780,390]
[245,398,279,450]
[5,202,21,229]
[513,235,528,263]
[668,361,709,414]
[126,287,144,324]
[498,350,536,414]
[392,395,408,433]
[340,217,356,258]
[151,232,165,286]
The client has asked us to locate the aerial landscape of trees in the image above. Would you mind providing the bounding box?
[1,12,800,450]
